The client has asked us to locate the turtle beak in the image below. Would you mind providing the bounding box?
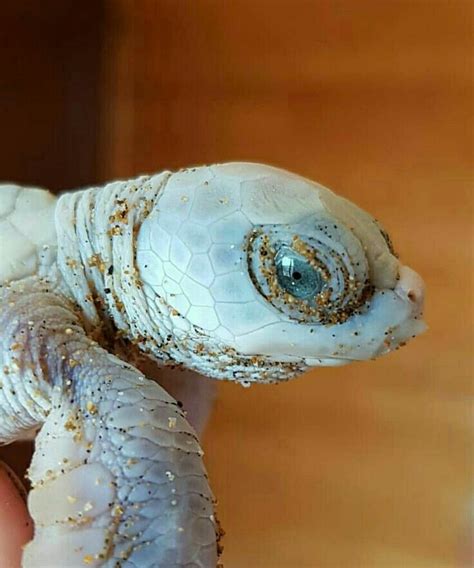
[394,265,426,320]
[371,264,427,358]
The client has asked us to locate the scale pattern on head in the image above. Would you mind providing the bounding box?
[132,163,425,383]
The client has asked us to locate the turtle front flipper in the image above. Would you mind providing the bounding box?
[0,279,219,568]
[25,353,218,568]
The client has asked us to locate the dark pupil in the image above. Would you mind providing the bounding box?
[275,245,323,300]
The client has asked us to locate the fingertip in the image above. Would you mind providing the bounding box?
[0,462,33,568]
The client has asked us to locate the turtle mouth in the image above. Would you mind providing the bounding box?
[304,356,358,366]
[373,316,427,359]
[302,315,427,367]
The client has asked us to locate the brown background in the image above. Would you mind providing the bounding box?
[0,1,472,567]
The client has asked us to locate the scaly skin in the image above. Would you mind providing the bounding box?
[0,277,219,567]
[0,163,426,567]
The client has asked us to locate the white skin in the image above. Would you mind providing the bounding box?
[0,163,425,567]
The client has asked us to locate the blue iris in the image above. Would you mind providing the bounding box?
[275,245,324,300]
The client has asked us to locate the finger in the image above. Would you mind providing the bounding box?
[0,461,32,568]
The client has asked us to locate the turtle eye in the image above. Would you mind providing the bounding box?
[246,217,371,324]
[275,245,323,300]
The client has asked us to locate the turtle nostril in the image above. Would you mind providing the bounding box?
[407,290,417,302]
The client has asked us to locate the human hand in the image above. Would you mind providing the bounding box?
[0,462,32,568]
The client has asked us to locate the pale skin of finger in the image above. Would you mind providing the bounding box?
[0,463,33,568]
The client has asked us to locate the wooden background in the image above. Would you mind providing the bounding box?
[0,2,472,567]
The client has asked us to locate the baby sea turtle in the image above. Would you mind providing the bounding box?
[0,163,426,567]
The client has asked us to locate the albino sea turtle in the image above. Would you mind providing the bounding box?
[0,163,425,567]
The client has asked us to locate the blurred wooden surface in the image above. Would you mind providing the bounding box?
[0,1,104,191]
[0,1,472,567]
[101,2,472,567]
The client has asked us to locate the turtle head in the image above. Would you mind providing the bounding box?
[137,163,425,382]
